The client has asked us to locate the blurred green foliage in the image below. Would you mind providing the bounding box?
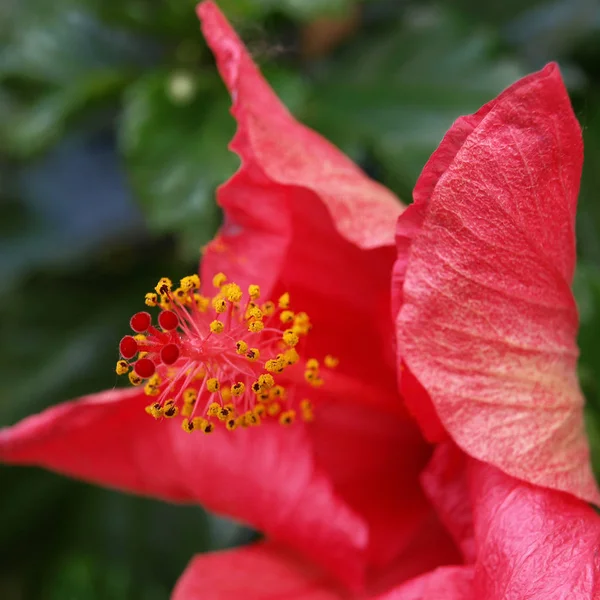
[2,0,600,597]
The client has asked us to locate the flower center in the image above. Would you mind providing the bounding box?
[116,273,337,434]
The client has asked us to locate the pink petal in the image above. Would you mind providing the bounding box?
[470,461,600,599]
[196,0,403,415]
[394,63,599,504]
[0,388,369,587]
[172,542,345,600]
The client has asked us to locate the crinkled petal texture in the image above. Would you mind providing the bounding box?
[197,0,403,415]
[393,62,600,504]
[0,389,367,586]
[470,461,600,599]
[172,542,346,600]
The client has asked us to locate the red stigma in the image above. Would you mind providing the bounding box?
[130,311,151,333]
[160,344,180,365]
[158,310,179,331]
[134,358,156,378]
[119,336,138,359]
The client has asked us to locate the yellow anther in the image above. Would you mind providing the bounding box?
[199,419,215,434]
[231,382,245,396]
[181,418,195,433]
[268,402,282,416]
[210,320,224,334]
[183,388,197,404]
[145,293,158,307]
[258,374,275,389]
[180,274,200,291]
[155,277,172,296]
[193,368,206,380]
[194,294,210,312]
[246,348,260,362]
[221,386,232,402]
[251,381,262,394]
[280,310,294,324]
[247,305,263,320]
[282,329,299,347]
[207,402,220,417]
[212,272,227,288]
[181,404,193,417]
[129,372,143,386]
[253,404,266,417]
[301,407,314,422]
[300,399,312,411]
[246,411,261,427]
[226,418,237,431]
[212,296,227,313]
[278,293,290,309]
[248,284,260,300]
[248,320,264,333]
[173,287,189,304]
[283,348,299,366]
[148,373,161,387]
[261,301,275,316]
[324,355,339,368]
[163,400,179,418]
[265,357,285,373]
[304,370,317,384]
[144,382,160,397]
[279,410,296,426]
[115,360,129,375]
[207,378,220,393]
[306,359,319,370]
[295,311,310,324]
[257,391,270,402]
[134,334,147,343]
[235,340,248,354]
[145,402,163,419]
[137,352,148,360]
[159,296,172,311]
[269,385,286,400]
[217,407,231,421]
[225,283,242,302]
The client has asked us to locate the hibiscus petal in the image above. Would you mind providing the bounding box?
[0,388,369,587]
[394,62,599,503]
[197,0,403,414]
[172,542,345,600]
[420,443,475,562]
[374,566,475,600]
[469,461,600,599]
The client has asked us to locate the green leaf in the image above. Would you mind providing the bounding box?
[120,70,237,259]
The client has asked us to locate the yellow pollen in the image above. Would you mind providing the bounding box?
[225,283,242,302]
[145,293,158,307]
[134,334,147,343]
[210,320,224,334]
[129,372,143,386]
[278,293,290,309]
[207,378,220,393]
[180,275,200,291]
[221,386,232,402]
[194,294,210,312]
[283,348,299,365]
[155,277,172,295]
[217,407,230,421]
[306,359,319,370]
[160,296,173,311]
[269,385,286,400]
[245,411,261,426]
[265,357,285,373]
[280,310,294,324]
[207,402,220,417]
[282,329,299,347]
[115,360,129,375]
[231,382,245,396]
[145,402,163,419]
[226,418,237,431]
[279,410,296,425]
[258,391,270,402]
[181,418,195,432]
[212,297,227,313]
[247,305,263,320]
[235,340,248,354]
[253,404,266,417]
[144,382,160,397]
[261,301,275,316]
[248,320,264,333]
[181,404,193,417]
[268,402,282,416]
[248,284,260,300]
[163,400,179,418]
[258,374,275,389]
[324,355,339,368]
[173,287,188,304]
[212,272,227,288]
[246,348,260,362]
[200,419,215,434]
[183,388,197,404]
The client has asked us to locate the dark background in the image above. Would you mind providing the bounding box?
[2,0,600,598]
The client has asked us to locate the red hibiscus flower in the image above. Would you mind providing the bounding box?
[2,2,600,599]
